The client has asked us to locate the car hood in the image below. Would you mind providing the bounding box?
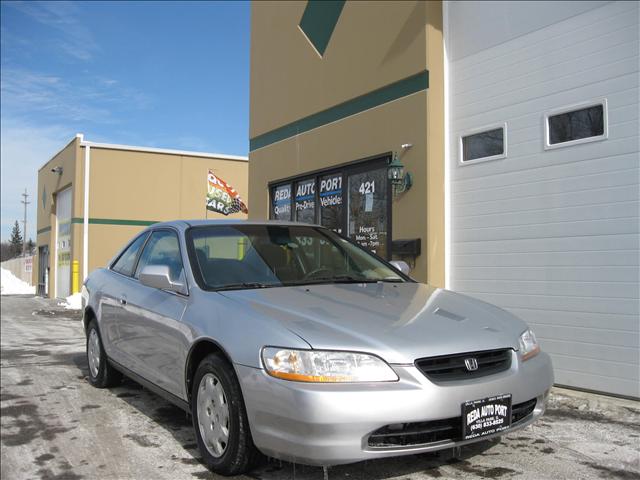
[220,283,527,364]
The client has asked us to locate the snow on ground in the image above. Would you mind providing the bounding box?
[58,292,83,310]
[1,268,36,295]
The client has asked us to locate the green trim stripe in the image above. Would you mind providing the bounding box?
[249,70,428,151]
[70,218,158,226]
[38,218,157,235]
[299,0,345,56]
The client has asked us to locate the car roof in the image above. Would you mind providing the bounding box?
[149,219,320,231]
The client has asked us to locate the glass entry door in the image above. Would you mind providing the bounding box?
[347,167,389,258]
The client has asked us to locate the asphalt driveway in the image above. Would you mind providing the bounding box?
[1,295,638,480]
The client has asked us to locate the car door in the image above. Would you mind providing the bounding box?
[117,229,190,398]
[99,231,150,365]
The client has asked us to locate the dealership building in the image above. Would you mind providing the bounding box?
[248,1,639,397]
[36,134,248,299]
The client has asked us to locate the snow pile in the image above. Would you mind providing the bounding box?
[58,292,83,310]
[1,267,36,295]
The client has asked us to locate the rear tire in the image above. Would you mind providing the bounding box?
[86,319,122,388]
[191,353,260,475]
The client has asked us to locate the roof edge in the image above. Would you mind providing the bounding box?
[37,133,83,172]
[79,140,248,161]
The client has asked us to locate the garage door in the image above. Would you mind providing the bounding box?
[55,187,72,298]
[447,1,639,397]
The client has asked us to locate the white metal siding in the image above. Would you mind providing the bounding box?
[447,1,639,397]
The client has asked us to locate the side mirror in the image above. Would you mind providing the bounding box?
[390,260,410,276]
[139,265,186,294]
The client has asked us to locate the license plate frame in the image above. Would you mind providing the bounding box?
[462,393,512,440]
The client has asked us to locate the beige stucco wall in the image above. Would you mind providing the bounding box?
[425,0,445,286]
[249,0,444,285]
[36,136,81,296]
[87,149,248,222]
[36,137,79,234]
[36,140,249,297]
[250,0,429,137]
[84,147,249,273]
[250,92,430,281]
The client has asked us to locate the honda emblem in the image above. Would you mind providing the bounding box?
[464,358,479,371]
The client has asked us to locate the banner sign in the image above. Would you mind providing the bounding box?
[206,170,248,215]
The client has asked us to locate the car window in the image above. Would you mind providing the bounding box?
[135,230,184,283]
[111,232,149,277]
[189,225,404,290]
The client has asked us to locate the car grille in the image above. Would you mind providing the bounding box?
[367,398,537,448]
[511,398,537,424]
[415,349,512,382]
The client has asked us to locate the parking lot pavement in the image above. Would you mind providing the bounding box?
[1,295,638,480]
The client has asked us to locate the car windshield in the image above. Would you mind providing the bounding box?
[188,224,406,290]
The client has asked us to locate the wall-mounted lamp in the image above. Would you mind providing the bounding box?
[51,166,63,175]
[388,152,412,197]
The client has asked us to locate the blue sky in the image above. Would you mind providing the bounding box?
[0,0,250,241]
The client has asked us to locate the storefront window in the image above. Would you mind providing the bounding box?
[294,178,316,224]
[269,156,390,258]
[272,184,292,220]
[319,173,343,233]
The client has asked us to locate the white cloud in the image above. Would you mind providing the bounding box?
[1,68,150,123]
[7,1,98,61]
[0,66,153,241]
[0,121,74,242]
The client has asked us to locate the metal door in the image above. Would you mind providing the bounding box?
[37,246,49,296]
[118,229,189,397]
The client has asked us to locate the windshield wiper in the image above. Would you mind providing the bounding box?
[214,282,279,291]
[289,275,379,286]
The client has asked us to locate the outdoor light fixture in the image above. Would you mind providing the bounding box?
[388,152,412,196]
[51,166,63,175]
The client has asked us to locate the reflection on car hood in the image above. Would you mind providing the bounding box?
[220,283,527,364]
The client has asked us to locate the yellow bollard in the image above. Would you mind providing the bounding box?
[72,260,80,294]
[237,237,247,260]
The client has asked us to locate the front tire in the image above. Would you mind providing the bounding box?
[191,353,259,475]
[86,320,122,388]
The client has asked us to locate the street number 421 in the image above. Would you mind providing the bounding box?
[359,181,375,195]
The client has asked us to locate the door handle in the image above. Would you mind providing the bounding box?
[119,297,127,305]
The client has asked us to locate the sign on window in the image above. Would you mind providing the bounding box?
[272,184,292,220]
[319,173,343,233]
[295,179,315,224]
[348,168,388,257]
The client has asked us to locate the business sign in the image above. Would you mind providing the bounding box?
[206,170,248,215]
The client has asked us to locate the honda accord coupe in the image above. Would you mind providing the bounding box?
[82,220,553,475]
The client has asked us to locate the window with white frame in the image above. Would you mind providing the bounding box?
[545,100,607,149]
[459,124,506,164]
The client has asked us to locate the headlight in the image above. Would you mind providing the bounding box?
[261,347,398,383]
[518,329,540,361]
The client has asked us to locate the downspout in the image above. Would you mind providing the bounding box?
[83,144,91,282]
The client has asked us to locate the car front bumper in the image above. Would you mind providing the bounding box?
[235,351,554,466]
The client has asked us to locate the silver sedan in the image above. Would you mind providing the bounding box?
[82,220,553,475]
